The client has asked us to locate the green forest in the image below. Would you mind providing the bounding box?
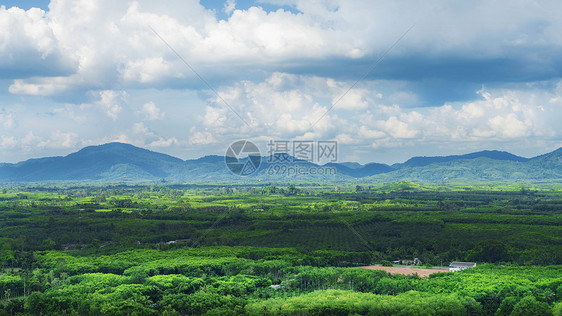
[0,182,561,315]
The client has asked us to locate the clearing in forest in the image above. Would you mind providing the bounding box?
[360,265,449,277]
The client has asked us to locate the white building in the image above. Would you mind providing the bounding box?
[449,261,477,272]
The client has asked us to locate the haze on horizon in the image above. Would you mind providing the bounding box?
[1,0,562,165]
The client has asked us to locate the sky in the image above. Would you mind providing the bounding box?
[1,0,562,164]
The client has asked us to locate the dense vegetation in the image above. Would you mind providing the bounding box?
[0,183,561,314]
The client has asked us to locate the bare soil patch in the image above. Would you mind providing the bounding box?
[360,265,448,277]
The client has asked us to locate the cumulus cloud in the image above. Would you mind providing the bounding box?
[332,89,370,111]
[0,6,73,78]
[138,102,165,121]
[132,122,151,135]
[12,130,79,149]
[92,90,127,120]
[22,131,42,146]
[9,77,72,96]
[149,136,179,147]
[223,0,236,15]
[187,72,562,160]
[42,130,79,148]
[3,0,367,96]
[2,0,561,99]
[0,110,15,129]
[358,126,385,139]
[1,1,562,163]
[0,136,17,148]
[378,116,420,139]
[189,130,217,145]
[194,72,355,140]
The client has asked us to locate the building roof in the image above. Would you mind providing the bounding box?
[450,261,476,267]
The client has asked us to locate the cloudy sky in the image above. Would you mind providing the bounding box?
[1,0,561,164]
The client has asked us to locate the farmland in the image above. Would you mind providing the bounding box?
[0,182,561,314]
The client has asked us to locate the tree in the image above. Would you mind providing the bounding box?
[470,240,509,263]
[510,296,551,316]
[25,291,47,315]
[286,185,299,196]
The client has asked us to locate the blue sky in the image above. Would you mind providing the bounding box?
[1,0,562,164]
[0,1,49,10]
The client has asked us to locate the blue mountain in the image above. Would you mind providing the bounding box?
[393,150,528,169]
[0,143,560,182]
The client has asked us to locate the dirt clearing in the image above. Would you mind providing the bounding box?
[359,265,448,277]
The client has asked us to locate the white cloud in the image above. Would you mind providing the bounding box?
[22,131,42,146]
[133,122,151,135]
[190,74,562,158]
[189,130,217,145]
[121,57,182,83]
[333,89,369,110]
[0,0,559,106]
[379,116,420,139]
[358,126,385,139]
[111,134,132,144]
[1,1,562,163]
[9,77,70,96]
[0,110,14,129]
[460,102,485,119]
[195,72,345,141]
[334,133,359,144]
[0,136,17,148]
[138,102,165,121]
[487,114,530,138]
[0,6,71,75]
[149,137,178,147]
[224,0,236,15]
[36,130,79,148]
[95,90,127,120]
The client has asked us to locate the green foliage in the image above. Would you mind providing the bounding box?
[553,301,562,316]
[0,184,561,314]
[510,295,552,316]
[245,289,481,315]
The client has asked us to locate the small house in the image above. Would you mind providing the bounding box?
[449,262,476,272]
[392,258,422,265]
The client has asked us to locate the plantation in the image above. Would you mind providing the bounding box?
[0,183,561,314]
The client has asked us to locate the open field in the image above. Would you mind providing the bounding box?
[360,265,449,277]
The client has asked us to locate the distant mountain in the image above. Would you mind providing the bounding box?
[0,143,560,183]
[370,149,561,183]
[527,147,562,169]
[338,162,363,169]
[325,162,394,178]
[189,155,224,164]
[0,142,186,181]
[392,150,528,169]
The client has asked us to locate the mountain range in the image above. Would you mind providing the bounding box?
[0,142,561,183]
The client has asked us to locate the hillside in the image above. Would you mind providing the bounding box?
[0,143,560,183]
[392,150,529,168]
[0,143,186,181]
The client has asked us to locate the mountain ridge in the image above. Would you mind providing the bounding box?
[0,142,560,183]
[392,150,529,169]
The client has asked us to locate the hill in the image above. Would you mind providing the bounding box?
[392,150,528,169]
[0,143,560,183]
[0,143,186,181]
